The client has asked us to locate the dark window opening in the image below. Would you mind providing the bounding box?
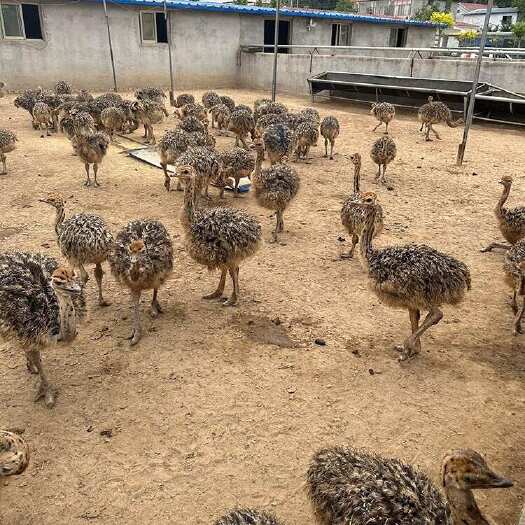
[331,23,352,46]
[155,12,168,43]
[390,27,407,48]
[264,19,290,53]
[21,4,42,39]
[331,24,337,46]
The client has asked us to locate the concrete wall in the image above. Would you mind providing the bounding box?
[239,51,525,95]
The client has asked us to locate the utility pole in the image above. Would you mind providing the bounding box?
[102,0,118,92]
[271,0,281,102]
[456,0,493,165]
[164,0,176,106]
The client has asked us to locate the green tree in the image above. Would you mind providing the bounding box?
[335,0,355,11]
[234,0,248,4]
[413,3,439,21]
[512,20,525,44]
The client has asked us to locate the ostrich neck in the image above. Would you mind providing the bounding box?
[353,164,361,194]
[496,184,511,218]
[54,205,66,236]
[181,178,197,229]
[253,149,264,180]
[130,261,141,282]
[56,293,77,343]
[446,486,490,525]
[359,208,377,271]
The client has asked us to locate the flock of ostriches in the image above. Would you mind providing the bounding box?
[0,81,520,524]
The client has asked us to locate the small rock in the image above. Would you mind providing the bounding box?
[351,349,360,357]
[472,172,478,176]
[86,425,94,433]
[41,243,50,248]
[314,338,326,346]
[100,429,113,438]
[272,317,281,326]
[369,368,375,375]
[287,386,296,394]
[416,165,422,169]
[337,236,346,242]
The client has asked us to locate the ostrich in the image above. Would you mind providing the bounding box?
[0,128,17,175]
[293,120,319,162]
[214,509,284,525]
[109,220,173,346]
[173,164,262,306]
[220,147,255,198]
[135,87,165,103]
[1,431,30,476]
[228,108,255,149]
[503,239,525,335]
[340,153,384,259]
[158,128,191,191]
[418,96,463,141]
[76,131,110,187]
[481,175,525,252]
[211,104,231,134]
[356,193,471,361]
[174,93,195,108]
[60,110,96,155]
[219,95,236,112]
[235,104,253,115]
[202,90,222,112]
[101,106,126,141]
[254,101,288,123]
[32,102,52,138]
[178,115,206,135]
[130,99,169,145]
[39,193,114,307]
[251,138,299,242]
[320,116,340,160]
[307,446,512,525]
[255,113,287,138]
[178,103,208,125]
[174,146,221,198]
[371,102,395,134]
[370,135,396,190]
[54,80,72,95]
[0,252,85,407]
[298,107,320,126]
[254,98,272,111]
[263,123,293,165]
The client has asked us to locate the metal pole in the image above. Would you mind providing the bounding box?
[164,1,176,106]
[456,0,493,165]
[102,0,118,92]
[271,0,280,102]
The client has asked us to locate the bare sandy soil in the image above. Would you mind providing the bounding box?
[0,89,524,524]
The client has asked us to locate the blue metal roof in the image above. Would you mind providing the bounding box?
[99,0,437,26]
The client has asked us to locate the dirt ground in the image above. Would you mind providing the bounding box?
[0,88,524,524]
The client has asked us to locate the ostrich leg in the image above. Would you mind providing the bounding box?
[480,242,511,253]
[94,263,110,307]
[27,348,55,408]
[203,269,226,300]
[151,288,163,318]
[372,122,382,132]
[223,266,240,307]
[129,291,142,346]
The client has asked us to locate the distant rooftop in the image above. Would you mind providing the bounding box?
[457,2,488,11]
[465,5,519,14]
[91,0,438,26]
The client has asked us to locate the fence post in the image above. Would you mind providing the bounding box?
[271,0,280,102]
[102,0,118,92]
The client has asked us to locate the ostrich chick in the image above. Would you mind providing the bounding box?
[418,96,463,141]
[214,509,284,525]
[220,147,255,198]
[320,116,340,160]
[174,165,262,306]
[202,90,222,111]
[481,175,525,252]
[503,239,525,335]
[307,446,512,525]
[174,146,221,198]
[0,253,85,407]
[158,128,191,191]
[370,135,396,190]
[371,102,395,134]
[39,193,114,306]
[228,108,255,149]
[174,93,195,108]
[357,193,470,361]
[0,128,17,175]
[32,102,52,137]
[219,95,236,112]
[54,80,72,95]
[211,103,231,134]
[76,131,110,187]
[251,138,299,242]
[101,106,126,141]
[263,123,293,165]
[130,99,168,144]
[1,430,30,476]
[340,153,384,259]
[293,120,319,162]
[109,220,173,346]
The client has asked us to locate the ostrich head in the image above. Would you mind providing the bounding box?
[350,153,361,167]
[442,449,512,491]
[499,174,513,187]
[128,240,145,281]
[250,136,264,152]
[39,192,65,209]
[51,267,82,296]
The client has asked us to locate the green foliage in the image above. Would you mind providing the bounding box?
[430,11,454,26]
[270,0,277,7]
[233,0,248,4]
[335,0,355,11]
[513,0,525,19]
[255,0,263,5]
[413,3,439,21]
[512,20,525,40]
[457,29,479,41]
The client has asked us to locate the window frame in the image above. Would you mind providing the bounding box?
[331,23,352,46]
[0,2,44,41]
[139,10,168,45]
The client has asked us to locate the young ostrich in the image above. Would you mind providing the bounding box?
[174,164,262,306]
[370,135,396,190]
[211,103,231,134]
[109,220,173,346]
[39,193,114,307]
[202,90,222,111]
[263,123,293,165]
[134,87,165,103]
[254,101,288,124]
[307,446,512,525]
[219,95,236,113]
[1,430,30,476]
[174,146,221,198]
[219,147,255,198]
[76,131,110,187]
[214,509,284,525]
[340,153,384,259]
[320,116,340,160]
[418,96,463,141]
[0,128,17,175]
[130,99,169,144]
[503,239,525,335]
[158,128,191,191]
[0,252,85,407]
[228,108,255,149]
[371,102,395,134]
[174,93,195,108]
[235,104,253,115]
[178,115,206,135]
[178,103,208,125]
[298,107,320,126]
[481,175,525,252]
[32,102,53,137]
[54,80,72,95]
[101,106,126,141]
[293,120,319,162]
[251,138,299,242]
[255,113,287,138]
[357,193,471,361]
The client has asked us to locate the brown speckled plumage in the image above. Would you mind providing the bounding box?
[32,102,53,137]
[320,116,340,159]
[229,109,255,149]
[298,107,320,126]
[254,101,288,123]
[370,135,397,189]
[293,120,319,161]
[0,431,29,476]
[220,147,255,197]
[263,123,293,165]
[255,113,287,137]
[371,102,395,134]
[130,99,168,144]
[179,102,208,124]
[109,219,173,346]
[220,95,236,112]
[418,96,463,141]
[101,106,126,140]
[0,128,17,175]
[54,80,72,95]
[174,93,195,108]
[134,87,165,103]
[503,239,525,335]
[76,131,110,187]
[174,146,221,198]
[178,115,206,134]
[214,509,284,525]
[211,103,231,132]
[202,90,221,110]
[357,194,470,361]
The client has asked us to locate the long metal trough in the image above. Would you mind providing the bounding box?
[307,71,525,126]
